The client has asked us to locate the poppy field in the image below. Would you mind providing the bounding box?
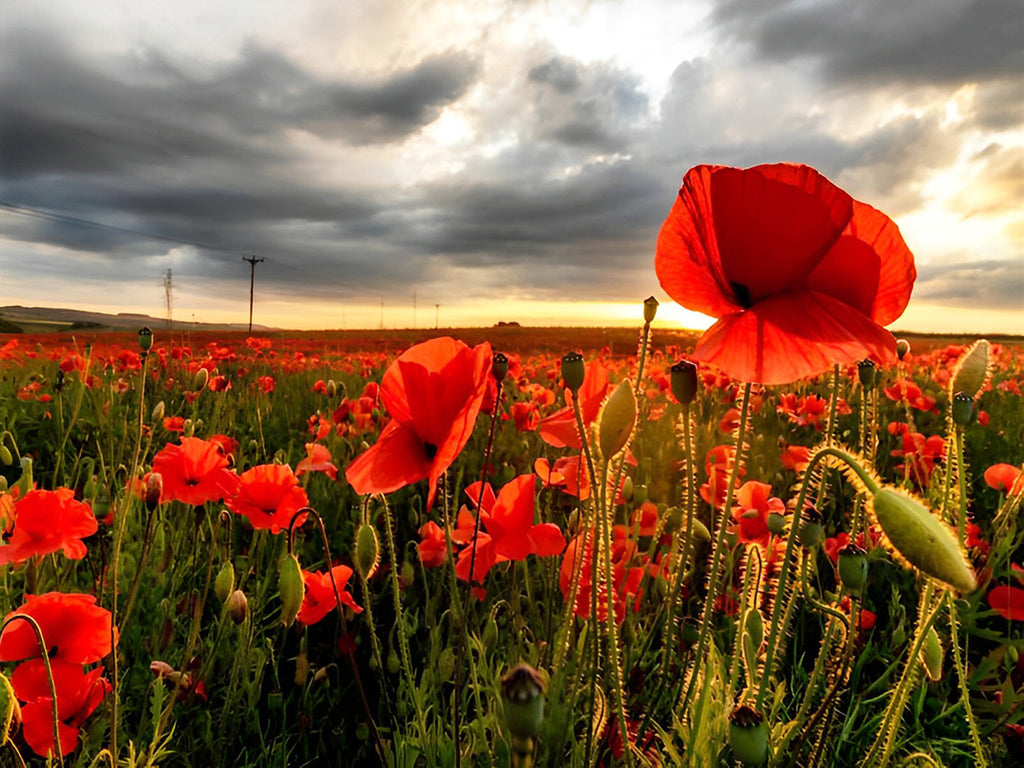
[0,164,1023,767]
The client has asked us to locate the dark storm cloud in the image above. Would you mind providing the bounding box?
[713,0,1024,85]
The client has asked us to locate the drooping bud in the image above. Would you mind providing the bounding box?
[226,590,248,624]
[354,522,381,580]
[214,562,235,603]
[951,392,975,427]
[729,704,768,766]
[144,473,163,512]
[278,553,305,628]
[501,663,547,741]
[870,487,976,593]
[857,359,877,389]
[492,352,509,382]
[949,339,990,400]
[151,400,165,422]
[326,379,337,398]
[597,379,636,459]
[560,351,585,393]
[837,544,869,596]
[643,296,659,324]
[0,445,11,466]
[138,327,153,352]
[896,339,911,360]
[192,368,209,391]
[670,360,698,405]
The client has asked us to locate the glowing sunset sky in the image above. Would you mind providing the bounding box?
[1,0,1022,333]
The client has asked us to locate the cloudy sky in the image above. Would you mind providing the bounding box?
[1,0,1022,333]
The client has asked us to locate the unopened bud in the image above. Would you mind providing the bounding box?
[226,590,248,624]
[597,379,636,459]
[354,522,381,581]
[214,562,235,603]
[192,368,209,391]
[560,351,585,393]
[921,626,943,681]
[643,296,659,324]
[151,401,165,422]
[837,544,868,596]
[896,339,911,360]
[950,339,990,400]
[144,473,163,512]
[326,380,337,398]
[799,506,823,549]
[278,554,305,628]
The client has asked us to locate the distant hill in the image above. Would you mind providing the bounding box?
[0,306,273,333]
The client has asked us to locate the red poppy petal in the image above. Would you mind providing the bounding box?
[806,200,915,324]
[345,420,432,496]
[21,701,80,758]
[528,524,567,557]
[537,408,581,449]
[490,475,536,539]
[692,290,898,385]
[988,585,1024,621]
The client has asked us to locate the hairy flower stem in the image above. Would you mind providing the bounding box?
[954,426,968,544]
[949,598,986,765]
[754,445,879,714]
[466,378,504,605]
[681,382,752,715]
[1,615,65,768]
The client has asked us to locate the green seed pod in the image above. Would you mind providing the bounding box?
[951,392,975,427]
[492,352,509,382]
[896,339,911,360]
[278,553,305,628]
[633,483,648,505]
[437,647,456,684]
[0,672,18,746]
[870,487,977,593]
[799,507,824,549]
[354,522,381,580]
[949,339,990,400]
[921,626,943,682]
[663,506,683,533]
[214,562,235,603]
[729,704,768,766]
[560,351,585,393]
[857,359,877,389]
[670,360,698,405]
[690,518,711,542]
[598,379,636,460]
[138,326,153,352]
[767,511,787,536]
[501,663,547,740]
[837,544,869,596]
[643,296,659,324]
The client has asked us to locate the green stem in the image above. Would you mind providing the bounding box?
[948,598,986,765]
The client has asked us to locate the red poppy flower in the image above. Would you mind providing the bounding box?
[227,464,308,534]
[984,463,1023,495]
[345,337,492,511]
[0,488,97,566]
[152,437,240,506]
[988,585,1024,621]
[295,443,338,480]
[534,456,591,500]
[538,360,609,449]
[0,593,116,664]
[295,565,362,626]
[13,660,110,757]
[730,480,784,546]
[699,445,745,507]
[417,520,449,568]
[452,476,566,583]
[656,163,916,384]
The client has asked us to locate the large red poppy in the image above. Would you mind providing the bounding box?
[226,464,309,534]
[656,163,916,384]
[345,337,492,510]
[151,437,240,506]
[0,488,97,565]
[295,565,362,626]
[0,593,116,664]
[13,660,111,757]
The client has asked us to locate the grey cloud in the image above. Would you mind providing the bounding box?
[713,0,1024,85]
[915,258,1024,310]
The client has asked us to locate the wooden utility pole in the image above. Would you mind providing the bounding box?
[242,256,264,334]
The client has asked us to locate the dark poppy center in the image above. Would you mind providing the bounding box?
[423,442,438,460]
[730,281,753,309]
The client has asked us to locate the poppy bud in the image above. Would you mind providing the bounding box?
[437,647,456,684]
[951,392,975,427]
[295,651,310,687]
[492,352,509,382]
[799,506,823,549]
[643,296,659,324]
[670,360,698,405]
[144,472,163,512]
[857,359,877,389]
[767,511,787,536]
[138,327,153,352]
[896,338,911,360]
[54,369,64,393]
[633,483,648,505]
[621,476,634,503]
[729,704,768,766]
[278,554,305,628]
[1008,645,1020,665]
[837,544,868,596]
[483,616,499,649]
[597,379,636,459]
[183,418,195,438]
[215,562,235,603]
[226,590,248,624]
[399,561,415,589]
[354,522,381,581]
[950,339,990,400]
[663,506,683,533]
[0,445,11,466]
[151,400,165,422]
[561,351,585,393]
[193,368,209,391]
[870,487,976,593]
[501,663,547,741]
[326,379,337,398]
[387,649,401,675]
[921,626,943,681]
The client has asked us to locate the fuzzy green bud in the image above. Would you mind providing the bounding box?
[560,351,585,393]
[354,522,381,580]
[871,487,976,593]
[799,507,824,549]
[950,339,990,400]
[214,562,235,603]
[670,359,698,405]
[837,544,869,596]
[277,554,305,628]
[621,476,634,503]
[192,368,209,391]
[922,626,943,681]
[437,648,456,684]
[598,379,636,459]
[0,445,11,466]
[151,400,165,422]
